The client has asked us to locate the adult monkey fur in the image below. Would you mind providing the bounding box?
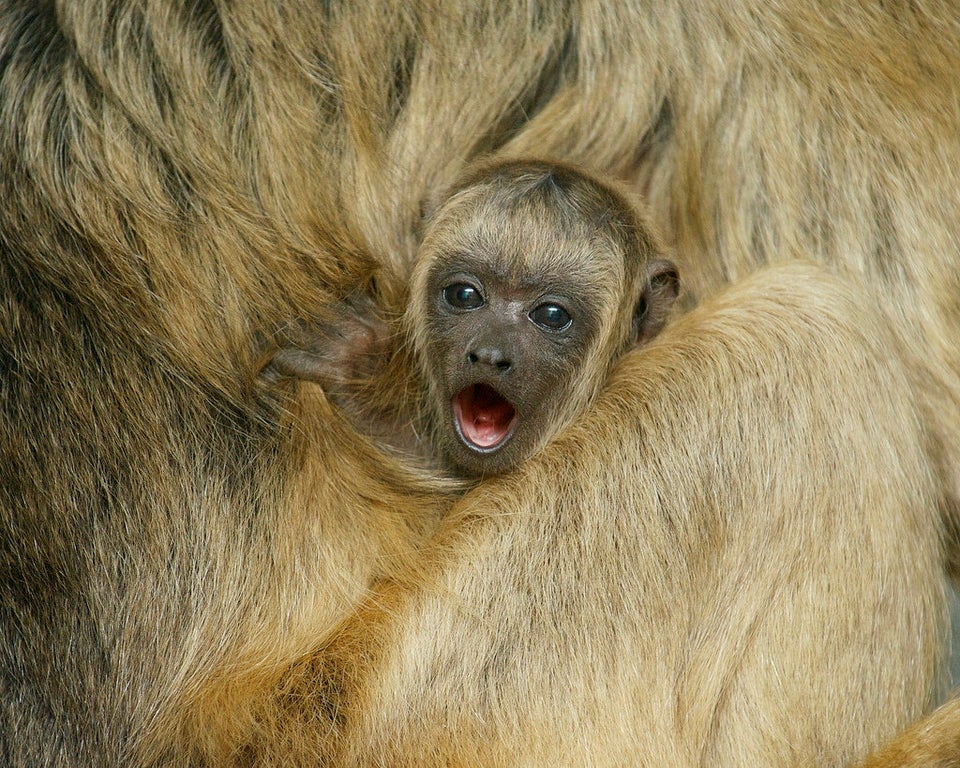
[269,160,680,477]
[317,262,944,768]
[0,1,958,766]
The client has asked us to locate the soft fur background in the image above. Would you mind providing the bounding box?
[2,2,959,765]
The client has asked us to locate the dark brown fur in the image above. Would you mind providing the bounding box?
[2,1,958,765]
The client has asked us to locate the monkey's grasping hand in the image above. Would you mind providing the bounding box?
[262,294,391,409]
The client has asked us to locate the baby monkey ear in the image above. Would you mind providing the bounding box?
[633,259,680,344]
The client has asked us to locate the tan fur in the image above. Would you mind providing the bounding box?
[857,698,960,768]
[322,263,945,767]
[0,2,454,762]
[2,1,959,765]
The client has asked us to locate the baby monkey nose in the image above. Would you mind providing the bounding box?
[467,347,512,373]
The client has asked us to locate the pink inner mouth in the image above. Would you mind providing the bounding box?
[453,384,517,450]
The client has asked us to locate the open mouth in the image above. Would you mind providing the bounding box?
[452,383,518,451]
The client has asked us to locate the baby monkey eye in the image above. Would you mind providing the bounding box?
[529,303,572,331]
[442,282,484,310]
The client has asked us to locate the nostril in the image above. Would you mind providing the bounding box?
[468,347,512,372]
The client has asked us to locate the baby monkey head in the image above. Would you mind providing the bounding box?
[408,160,678,478]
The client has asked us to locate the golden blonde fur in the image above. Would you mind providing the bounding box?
[320,263,946,767]
[858,698,960,768]
[2,0,959,765]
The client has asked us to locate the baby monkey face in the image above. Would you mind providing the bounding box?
[412,161,677,478]
[424,261,602,476]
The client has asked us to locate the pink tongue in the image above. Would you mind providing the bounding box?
[455,384,516,448]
